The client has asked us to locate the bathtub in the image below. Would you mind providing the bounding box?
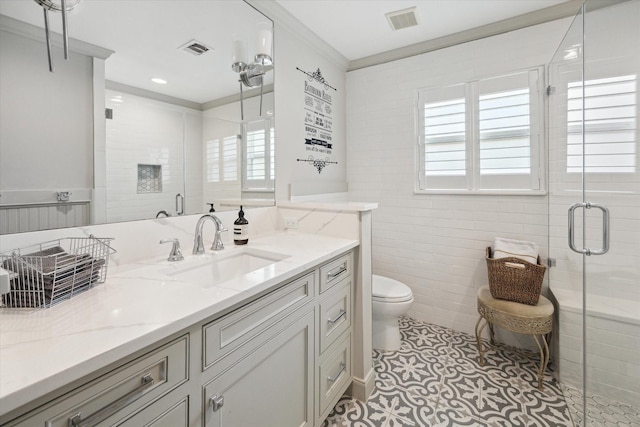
[551,286,640,407]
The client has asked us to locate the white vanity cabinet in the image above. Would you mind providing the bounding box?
[202,251,354,427]
[2,249,355,427]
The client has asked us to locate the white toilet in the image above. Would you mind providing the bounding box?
[372,274,414,351]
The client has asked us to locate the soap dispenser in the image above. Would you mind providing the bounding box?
[233,205,249,245]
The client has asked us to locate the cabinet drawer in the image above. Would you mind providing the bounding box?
[319,252,351,293]
[318,333,351,415]
[116,395,188,427]
[319,279,351,354]
[203,272,314,371]
[11,336,188,427]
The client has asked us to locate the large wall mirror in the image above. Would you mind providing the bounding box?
[0,0,274,234]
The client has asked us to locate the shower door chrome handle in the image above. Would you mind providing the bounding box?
[568,203,586,255]
[175,193,184,216]
[568,202,610,256]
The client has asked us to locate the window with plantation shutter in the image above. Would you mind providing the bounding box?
[417,67,544,193]
[567,75,637,173]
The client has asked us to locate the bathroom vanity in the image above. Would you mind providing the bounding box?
[0,231,361,427]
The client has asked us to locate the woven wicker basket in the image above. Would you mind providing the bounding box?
[485,247,546,305]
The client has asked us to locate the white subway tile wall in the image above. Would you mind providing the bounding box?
[105,90,202,222]
[346,19,572,341]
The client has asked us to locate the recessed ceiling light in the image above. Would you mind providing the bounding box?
[151,78,167,84]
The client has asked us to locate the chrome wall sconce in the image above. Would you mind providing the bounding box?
[33,0,81,72]
[231,22,273,120]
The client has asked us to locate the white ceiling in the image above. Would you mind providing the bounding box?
[276,0,570,61]
[1,0,571,104]
[0,0,272,104]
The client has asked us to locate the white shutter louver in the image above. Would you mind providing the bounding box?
[242,118,274,191]
[222,136,238,181]
[206,139,220,183]
[246,130,266,180]
[567,75,637,173]
[206,136,238,183]
[479,88,531,175]
[424,98,466,176]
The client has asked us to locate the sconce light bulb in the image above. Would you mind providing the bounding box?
[257,23,272,54]
[232,39,248,72]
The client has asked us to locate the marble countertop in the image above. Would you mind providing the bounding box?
[0,231,358,418]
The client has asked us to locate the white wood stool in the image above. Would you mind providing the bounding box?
[474,285,554,390]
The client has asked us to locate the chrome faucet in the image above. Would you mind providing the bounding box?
[193,214,227,254]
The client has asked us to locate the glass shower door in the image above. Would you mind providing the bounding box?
[548,1,640,425]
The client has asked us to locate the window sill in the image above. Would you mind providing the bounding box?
[414,189,548,196]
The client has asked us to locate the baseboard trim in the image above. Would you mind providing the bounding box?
[349,368,376,402]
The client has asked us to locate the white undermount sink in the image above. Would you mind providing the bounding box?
[163,248,289,287]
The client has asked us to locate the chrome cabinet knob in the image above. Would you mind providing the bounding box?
[210,394,225,412]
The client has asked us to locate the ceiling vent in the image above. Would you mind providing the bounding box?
[385,7,419,31]
[179,39,213,56]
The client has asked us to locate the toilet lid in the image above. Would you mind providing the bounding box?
[372,275,413,302]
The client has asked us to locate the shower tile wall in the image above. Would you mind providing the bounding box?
[346,18,572,346]
[105,90,202,222]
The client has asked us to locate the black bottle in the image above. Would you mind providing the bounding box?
[233,205,249,245]
[207,203,215,212]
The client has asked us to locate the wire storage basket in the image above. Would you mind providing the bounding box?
[0,236,116,308]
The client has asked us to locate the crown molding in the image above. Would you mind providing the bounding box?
[201,85,273,111]
[105,80,273,112]
[0,14,113,60]
[105,81,203,111]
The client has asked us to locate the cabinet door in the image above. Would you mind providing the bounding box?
[204,310,314,427]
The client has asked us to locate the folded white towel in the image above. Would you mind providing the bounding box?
[491,237,539,264]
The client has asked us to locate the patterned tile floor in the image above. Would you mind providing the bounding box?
[324,317,573,426]
[324,318,640,426]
